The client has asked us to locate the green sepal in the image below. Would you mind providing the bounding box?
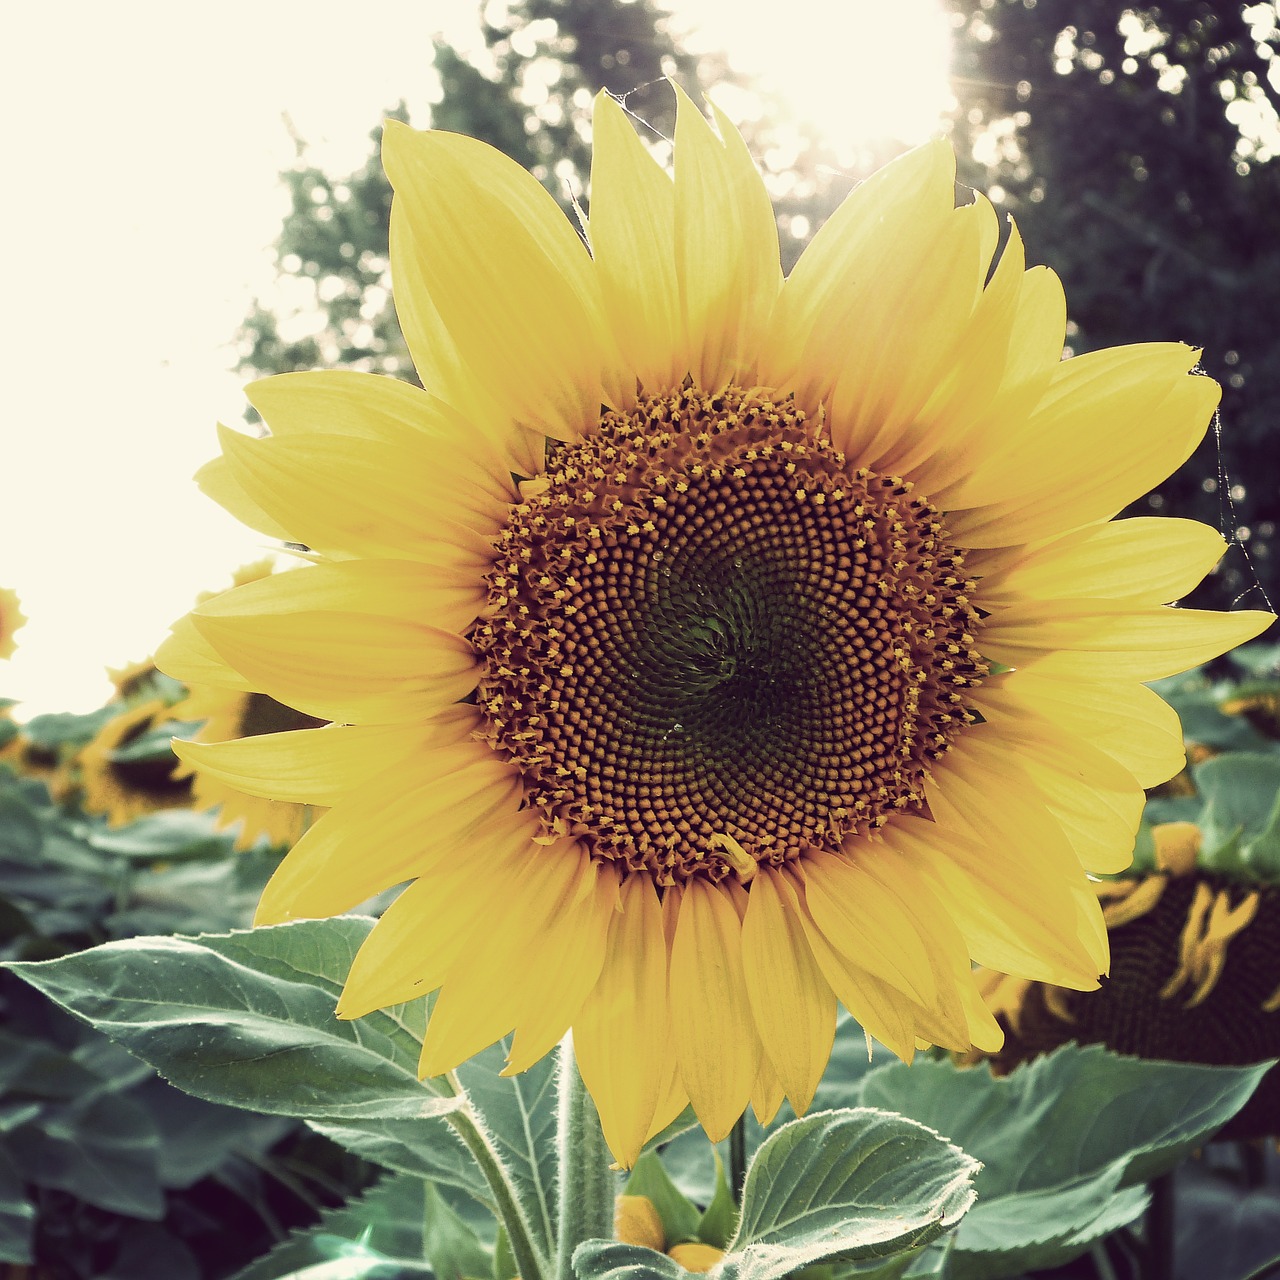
[623,1150,701,1245]
[695,1150,736,1249]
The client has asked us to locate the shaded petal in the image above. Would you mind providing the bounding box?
[673,85,781,391]
[337,840,528,1017]
[246,368,530,479]
[741,867,837,1114]
[156,614,254,692]
[668,880,760,1140]
[589,92,681,398]
[575,874,672,1168]
[964,688,1145,873]
[193,610,475,726]
[881,224,1063,493]
[832,197,998,469]
[927,732,1109,973]
[801,849,940,1006]
[195,451,292,541]
[383,119,623,445]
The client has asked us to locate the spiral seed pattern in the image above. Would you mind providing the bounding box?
[472,386,985,884]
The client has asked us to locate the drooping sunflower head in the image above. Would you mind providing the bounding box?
[78,698,193,827]
[158,87,1273,1165]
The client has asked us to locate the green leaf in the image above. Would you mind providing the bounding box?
[230,1172,435,1280]
[0,1147,34,1265]
[857,1046,1270,1279]
[6,918,460,1123]
[312,1113,489,1204]
[696,1151,737,1249]
[22,706,117,750]
[573,1240,684,1280]
[494,1224,518,1280]
[1195,752,1280,880]
[423,1177,494,1280]
[624,1151,701,1245]
[0,792,42,862]
[456,1034,560,1263]
[717,1108,977,1280]
[8,1089,164,1218]
[87,809,236,862]
[107,721,199,764]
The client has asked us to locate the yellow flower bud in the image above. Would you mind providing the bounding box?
[613,1195,666,1253]
[668,1242,725,1273]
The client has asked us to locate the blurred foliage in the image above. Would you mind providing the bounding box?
[1141,639,1280,877]
[0,716,375,1277]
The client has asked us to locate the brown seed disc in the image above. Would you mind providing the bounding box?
[472,386,985,884]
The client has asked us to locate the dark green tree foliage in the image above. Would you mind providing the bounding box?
[947,0,1280,608]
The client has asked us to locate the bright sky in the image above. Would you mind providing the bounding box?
[1,0,951,717]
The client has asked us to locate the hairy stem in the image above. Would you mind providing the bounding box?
[554,1036,617,1280]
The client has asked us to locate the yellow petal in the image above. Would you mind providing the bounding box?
[980,518,1228,607]
[949,345,1219,546]
[246,368,529,478]
[887,224,1063,494]
[193,609,476,726]
[672,85,781,391]
[382,119,622,444]
[419,844,610,1074]
[172,720,436,806]
[575,875,672,1169]
[740,867,837,1115]
[760,139,955,418]
[614,1197,666,1253]
[751,1055,787,1127]
[589,92,681,397]
[336,838,527,1018]
[801,849,939,1006]
[215,424,507,573]
[257,739,523,924]
[975,671,1185,789]
[195,451,292,541]
[833,196,997,470]
[981,604,1275,681]
[790,895,918,1061]
[504,861,620,1075]
[155,614,254,692]
[883,815,1103,988]
[668,880,760,1141]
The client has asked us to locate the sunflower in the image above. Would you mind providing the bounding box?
[78,698,193,827]
[0,588,26,660]
[171,562,327,850]
[157,88,1273,1165]
[977,822,1280,1140]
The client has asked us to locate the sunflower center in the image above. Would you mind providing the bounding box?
[472,386,985,884]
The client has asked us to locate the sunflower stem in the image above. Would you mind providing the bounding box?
[729,1114,747,1203]
[554,1035,616,1280]
[443,1070,548,1280]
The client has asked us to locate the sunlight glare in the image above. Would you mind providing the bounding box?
[678,0,954,157]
